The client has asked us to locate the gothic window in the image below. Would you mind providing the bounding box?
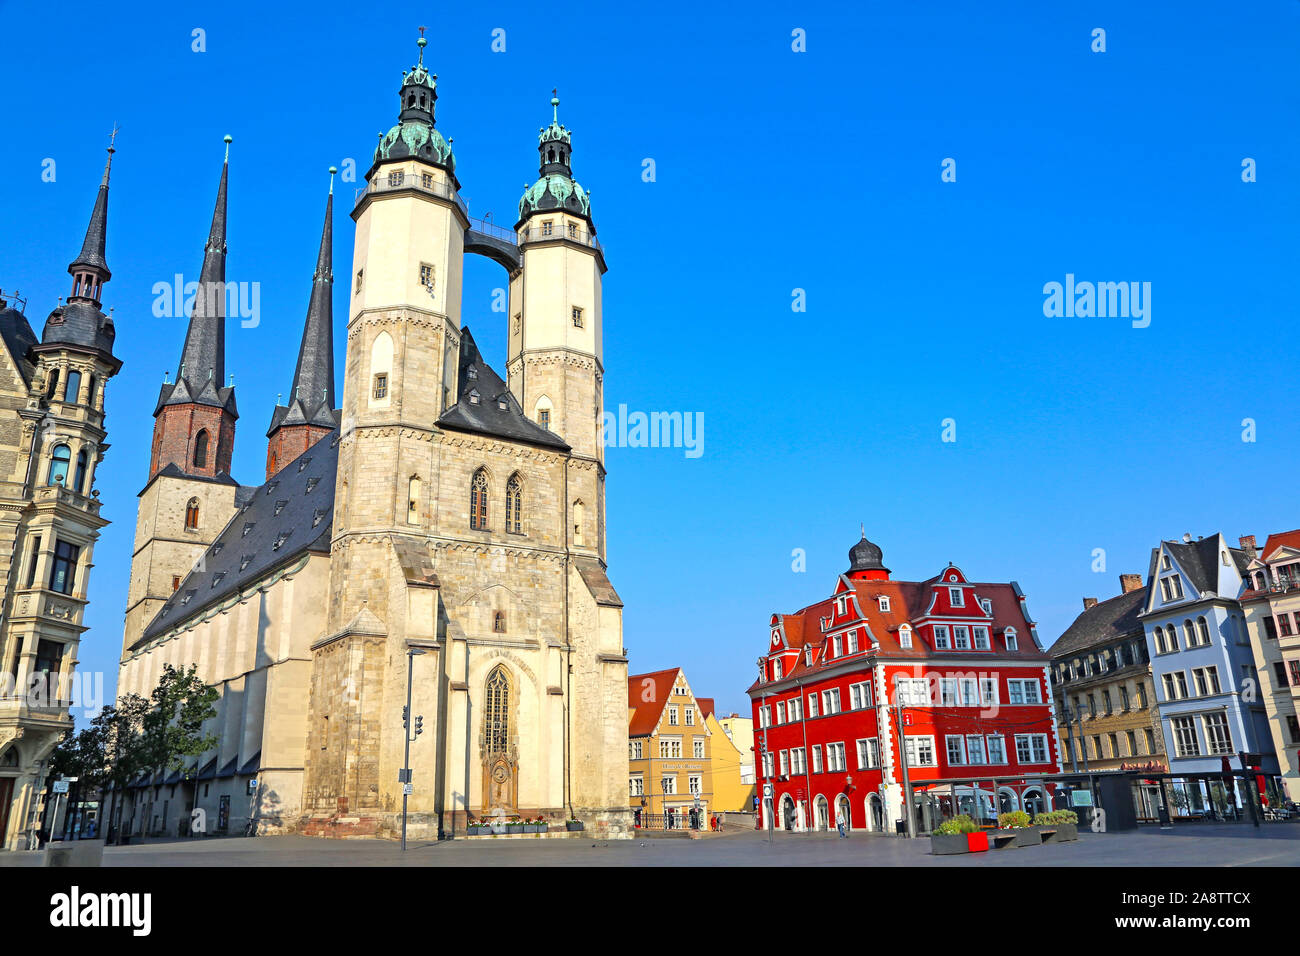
[63,370,81,404]
[47,443,71,486]
[493,611,507,633]
[534,396,553,430]
[185,498,200,530]
[572,500,585,546]
[505,474,522,534]
[470,469,489,530]
[485,666,510,754]
[193,430,209,468]
[407,476,421,525]
[73,450,87,493]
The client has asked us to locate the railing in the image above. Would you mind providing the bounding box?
[354,172,468,218]
[0,287,27,313]
[467,216,518,246]
[633,811,707,831]
[518,220,603,255]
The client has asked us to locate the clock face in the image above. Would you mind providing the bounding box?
[772,634,780,646]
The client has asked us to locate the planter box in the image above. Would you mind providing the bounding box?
[930,833,970,855]
[1042,823,1078,843]
[989,829,1021,849]
[566,821,584,832]
[1013,826,1043,847]
[966,831,988,852]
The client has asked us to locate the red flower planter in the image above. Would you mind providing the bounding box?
[966,831,989,852]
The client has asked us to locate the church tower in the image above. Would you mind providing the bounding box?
[122,139,244,656]
[265,172,341,480]
[0,140,123,849]
[507,95,608,558]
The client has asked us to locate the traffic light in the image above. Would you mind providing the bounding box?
[415,715,424,736]
[402,706,409,728]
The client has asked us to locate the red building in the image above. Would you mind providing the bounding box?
[748,535,1062,833]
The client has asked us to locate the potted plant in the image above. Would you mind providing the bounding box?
[525,816,547,834]
[1033,809,1079,842]
[565,818,585,832]
[994,810,1035,847]
[930,814,980,855]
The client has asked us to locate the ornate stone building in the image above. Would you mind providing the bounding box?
[116,36,630,840]
[0,143,122,850]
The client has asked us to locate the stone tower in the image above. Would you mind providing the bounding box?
[122,140,243,657]
[0,141,123,849]
[300,36,629,838]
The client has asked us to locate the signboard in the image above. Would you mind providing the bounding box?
[763,783,773,798]
[398,769,412,783]
[403,783,413,796]
[51,780,69,795]
[1070,790,1094,807]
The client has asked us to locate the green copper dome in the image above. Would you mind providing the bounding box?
[518,173,589,222]
[374,120,455,170]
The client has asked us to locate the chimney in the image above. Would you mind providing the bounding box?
[1083,597,1099,610]
[1119,573,1143,594]
[1239,535,1257,559]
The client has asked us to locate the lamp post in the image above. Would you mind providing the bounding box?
[400,647,426,851]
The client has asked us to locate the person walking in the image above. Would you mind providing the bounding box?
[836,809,847,839]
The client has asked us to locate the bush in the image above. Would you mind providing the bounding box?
[997,810,1032,829]
[933,814,979,835]
[1033,810,1078,826]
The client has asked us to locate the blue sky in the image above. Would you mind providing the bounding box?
[1,0,1298,719]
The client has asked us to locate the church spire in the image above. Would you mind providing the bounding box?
[264,168,340,479]
[171,136,231,399]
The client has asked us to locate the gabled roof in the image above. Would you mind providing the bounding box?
[1149,534,1248,601]
[133,430,338,649]
[697,697,715,721]
[436,327,568,450]
[1048,588,1146,660]
[0,304,38,385]
[1259,530,1300,564]
[628,667,681,737]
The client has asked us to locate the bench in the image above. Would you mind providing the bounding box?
[991,832,1019,849]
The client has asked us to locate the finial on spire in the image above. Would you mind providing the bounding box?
[329,165,337,195]
[223,134,232,162]
[417,26,427,66]
[861,522,865,538]
[551,89,560,124]
[102,122,120,185]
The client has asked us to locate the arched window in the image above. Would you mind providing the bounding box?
[72,450,87,493]
[46,368,59,399]
[572,500,584,546]
[493,611,507,633]
[1166,625,1179,651]
[47,444,71,486]
[86,374,96,409]
[193,430,209,468]
[470,469,489,530]
[407,476,421,525]
[534,395,553,431]
[505,474,522,534]
[0,747,17,768]
[185,498,199,530]
[1183,619,1195,646]
[63,370,81,404]
[1196,616,1211,646]
[485,666,510,754]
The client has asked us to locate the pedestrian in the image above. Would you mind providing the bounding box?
[836,809,847,838]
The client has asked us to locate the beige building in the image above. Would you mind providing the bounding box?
[0,145,121,850]
[703,705,754,813]
[1240,531,1300,802]
[116,37,631,840]
[627,669,714,826]
[717,713,755,785]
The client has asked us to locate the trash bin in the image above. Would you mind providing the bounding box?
[895,819,906,835]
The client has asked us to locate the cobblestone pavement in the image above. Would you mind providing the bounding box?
[3,823,1297,866]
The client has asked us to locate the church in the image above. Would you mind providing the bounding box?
[115,34,631,840]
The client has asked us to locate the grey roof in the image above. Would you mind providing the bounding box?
[436,327,569,450]
[575,557,623,607]
[135,430,338,648]
[68,149,113,277]
[162,157,235,414]
[268,189,339,435]
[1151,534,1250,598]
[0,304,38,385]
[848,533,888,574]
[138,461,241,497]
[1048,588,1146,660]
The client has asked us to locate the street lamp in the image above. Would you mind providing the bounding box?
[400,647,427,851]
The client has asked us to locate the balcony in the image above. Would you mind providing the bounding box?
[519,220,603,255]
[354,173,468,218]
[31,483,102,517]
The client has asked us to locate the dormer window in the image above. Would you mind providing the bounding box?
[242,522,255,537]
[297,457,312,473]
[272,531,291,551]
[1005,627,1018,651]
[305,477,320,493]
[497,397,508,410]
[805,647,814,666]
[980,598,992,614]
[835,596,846,615]
[467,366,478,381]
[878,596,890,612]
[274,499,287,517]
[899,624,913,649]
[468,389,480,405]
[240,555,252,571]
[772,659,782,680]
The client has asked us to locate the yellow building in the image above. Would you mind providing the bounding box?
[702,705,755,813]
[628,668,713,827]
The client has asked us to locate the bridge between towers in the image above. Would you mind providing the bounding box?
[464,217,520,273]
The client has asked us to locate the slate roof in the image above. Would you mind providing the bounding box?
[1149,534,1249,599]
[134,430,338,649]
[436,327,568,450]
[40,300,117,355]
[0,304,38,385]
[575,557,622,607]
[1048,588,1147,660]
